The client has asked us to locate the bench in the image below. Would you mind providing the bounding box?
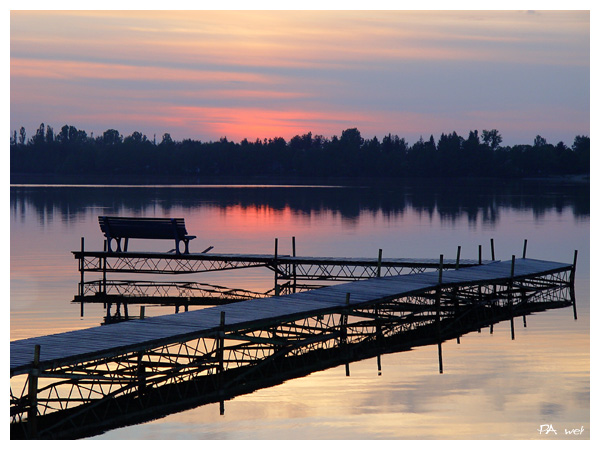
[99,216,196,254]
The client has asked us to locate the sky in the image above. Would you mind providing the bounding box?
[9,6,591,147]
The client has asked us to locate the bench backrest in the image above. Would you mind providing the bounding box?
[99,216,189,240]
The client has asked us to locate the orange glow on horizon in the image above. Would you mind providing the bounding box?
[10,10,590,145]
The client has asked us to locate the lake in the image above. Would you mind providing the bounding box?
[9,179,590,439]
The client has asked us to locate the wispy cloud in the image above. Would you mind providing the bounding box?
[10,10,589,145]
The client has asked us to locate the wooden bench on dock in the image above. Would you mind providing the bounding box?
[99,216,196,254]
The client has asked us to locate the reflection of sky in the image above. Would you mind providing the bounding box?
[94,318,589,439]
[10,10,589,145]
[9,185,589,439]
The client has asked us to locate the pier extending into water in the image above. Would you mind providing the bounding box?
[72,236,491,316]
[10,247,577,439]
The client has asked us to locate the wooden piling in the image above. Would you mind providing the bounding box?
[522,239,528,258]
[344,293,350,376]
[510,314,515,340]
[218,311,225,389]
[455,246,461,269]
[490,238,495,261]
[79,237,85,297]
[479,245,482,265]
[377,248,383,277]
[137,352,146,394]
[570,249,578,286]
[274,238,279,296]
[438,255,444,284]
[375,305,382,375]
[292,236,297,293]
[509,255,516,340]
[571,284,578,321]
[570,249,578,320]
[521,288,527,327]
[436,267,442,373]
[102,240,107,295]
[454,288,460,344]
[218,310,226,415]
[27,344,40,438]
[510,255,515,279]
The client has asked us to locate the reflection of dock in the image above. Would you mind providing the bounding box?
[11,254,577,439]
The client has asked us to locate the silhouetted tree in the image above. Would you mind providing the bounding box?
[482,129,502,150]
[103,129,122,146]
[533,135,547,147]
[9,124,589,179]
[572,135,590,174]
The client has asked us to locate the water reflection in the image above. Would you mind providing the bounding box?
[9,181,590,440]
[10,280,575,439]
[10,179,590,229]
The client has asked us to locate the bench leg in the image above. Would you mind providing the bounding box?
[184,239,190,254]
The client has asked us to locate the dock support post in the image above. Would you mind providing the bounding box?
[292,236,297,293]
[218,311,225,415]
[344,293,350,376]
[570,249,578,320]
[274,238,279,296]
[140,306,145,319]
[570,249,578,287]
[137,351,146,395]
[436,288,443,374]
[377,249,382,277]
[509,255,515,340]
[490,238,495,261]
[571,284,578,321]
[79,237,85,297]
[521,288,527,328]
[455,246,461,269]
[103,240,107,295]
[27,344,40,439]
[522,239,528,259]
[479,245,482,265]
[436,257,443,374]
[454,287,460,344]
[375,305,382,376]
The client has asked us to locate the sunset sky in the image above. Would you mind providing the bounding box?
[9,7,590,146]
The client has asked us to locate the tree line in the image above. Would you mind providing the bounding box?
[10,124,590,178]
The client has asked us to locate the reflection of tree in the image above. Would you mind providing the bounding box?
[10,180,589,230]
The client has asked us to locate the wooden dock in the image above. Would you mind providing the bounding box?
[10,257,573,376]
[10,252,577,439]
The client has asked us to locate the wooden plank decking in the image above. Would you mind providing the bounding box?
[10,257,572,376]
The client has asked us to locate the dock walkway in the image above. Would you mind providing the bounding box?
[11,257,572,376]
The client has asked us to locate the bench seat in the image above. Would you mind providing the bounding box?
[99,216,196,254]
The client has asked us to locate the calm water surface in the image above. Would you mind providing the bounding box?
[9,181,590,439]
